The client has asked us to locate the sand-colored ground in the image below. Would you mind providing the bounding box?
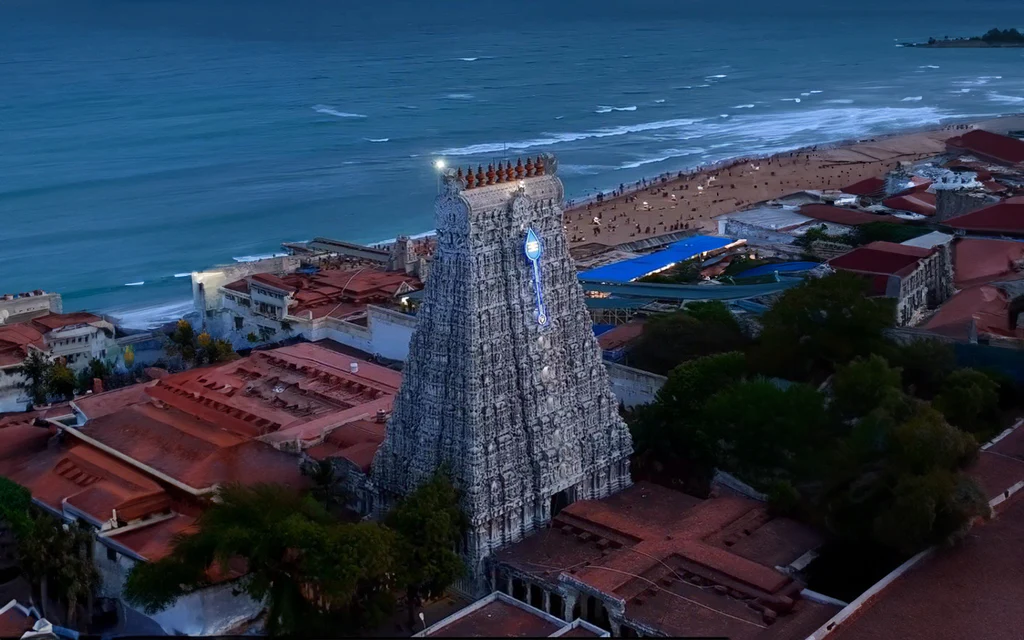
[562,126,966,248]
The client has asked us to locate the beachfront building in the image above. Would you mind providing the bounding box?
[828,241,954,326]
[0,311,118,412]
[0,341,398,635]
[0,290,62,324]
[372,155,634,597]
[195,256,422,361]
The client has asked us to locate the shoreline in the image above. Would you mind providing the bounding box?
[102,112,1024,329]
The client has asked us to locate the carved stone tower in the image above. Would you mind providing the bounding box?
[372,154,633,595]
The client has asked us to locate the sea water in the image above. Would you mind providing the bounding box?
[2,0,1024,327]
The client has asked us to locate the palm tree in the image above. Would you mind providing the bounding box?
[124,483,397,636]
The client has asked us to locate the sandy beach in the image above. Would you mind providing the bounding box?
[561,119,1015,248]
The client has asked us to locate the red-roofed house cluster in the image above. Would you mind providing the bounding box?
[198,260,422,362]
[827,241,953,325]
[0,341,400,635]
[1,292,118,412]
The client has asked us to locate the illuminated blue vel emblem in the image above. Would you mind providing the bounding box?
[524,228,548,326]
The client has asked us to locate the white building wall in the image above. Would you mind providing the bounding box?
[0,366,29,413]
[95,539,264,636]
[0,293,62,323]
[603,362,667,408]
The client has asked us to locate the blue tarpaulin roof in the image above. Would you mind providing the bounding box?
[578,235,736,283]
[735,261,821,278]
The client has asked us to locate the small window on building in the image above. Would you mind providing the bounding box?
[235,317,244,330]
[106,547,117,562]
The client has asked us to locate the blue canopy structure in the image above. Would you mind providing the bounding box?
[577,235,736,283]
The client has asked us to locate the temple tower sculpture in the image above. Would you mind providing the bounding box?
[372,154,633,595]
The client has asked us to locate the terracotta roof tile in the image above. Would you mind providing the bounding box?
[828,242,933,278]
[0,604,35,638]
[840,177,886,197]
[425,598,562,638]
[944,201,1024,234]
[883,192,936,217]
[952,237,1024,288]
[597,322,646,352]
[947,129,1024,166]
[799,205,903,226]
[828,492,1024,640]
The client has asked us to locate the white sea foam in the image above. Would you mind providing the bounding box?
[696,84,711,88]
[987,92,1024,105]
[919,65,941,69]
[437,117,699,156]
[458,57,478,61]
[107,298,196,330]
[619,148,707,170]
[124,281,144,287]
[232,252,288,262]
[809,90,823,94]
[781,98,802,103]
[366,138,390,143]
[400,105,419,110]
[901,96,923,102]
[654,99,666,103]
[595,105,637,113]
[733,104,756,109]
[173,273,191,278]
[561,164,616,176]
[706,74,727,79]
[720,114,730,118]
[312,105,367,118]
[445,93,475,100]
[554,116,565,120]
[825,99,854,104]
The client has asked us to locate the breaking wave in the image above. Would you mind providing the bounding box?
[987,92,1024,105]
[366,138,390,143]
[437,117,699,156]
[733,104,756,109]
[595,105,637,113]
[312,105,367,118]
[619,148,707,170]
[445,93,475,100]
[107,298,196,330]
[124,281,145,287]
[901,96,923,102]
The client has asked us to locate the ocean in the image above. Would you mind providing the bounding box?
[2,0,1024,328]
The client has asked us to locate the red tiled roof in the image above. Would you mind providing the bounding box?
[0,602,36,638]
[29,311,103,332]
[840,177,886,197]
[425,598,562,638]
[923,284,1018,340]
[250,272,298,294]
[827,492,1024,640]
[883,191,936,217]
[798,204,903,226]
[828,241,933,278]
[983,180,1009,194]
[226,268,421,320]
[597,321,645,352]
[944,201,1024,234]
[73,383,156,421]
[304,418,385,472]
[0,324,44,367]
[947,129,1024,166]
[104,513,198,561]
[496,482,831,640]
[951,238,1024,288]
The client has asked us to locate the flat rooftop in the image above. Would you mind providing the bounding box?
[578,235,738,283]
[416,592,608,638]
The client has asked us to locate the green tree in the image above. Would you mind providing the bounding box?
[750,273,895,381]
[166,320,236,368]
[831,355,902,420]
[76,358,111,394]
[0,479,98,624]
[871,470,988,555]
[629,352,747,495]
[386,472,466,627]
[45,361,77,401]
[888,340,956,399]
[933,369,1000,434]
[629,302,748,375]
[702,380,837,486]
[125,483,397,636]
[20,351,51,406]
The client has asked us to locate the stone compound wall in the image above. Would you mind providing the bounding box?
[372,156,633,596]
[603,362,666,408]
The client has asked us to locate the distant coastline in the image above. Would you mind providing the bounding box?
[904,28,1024,48]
